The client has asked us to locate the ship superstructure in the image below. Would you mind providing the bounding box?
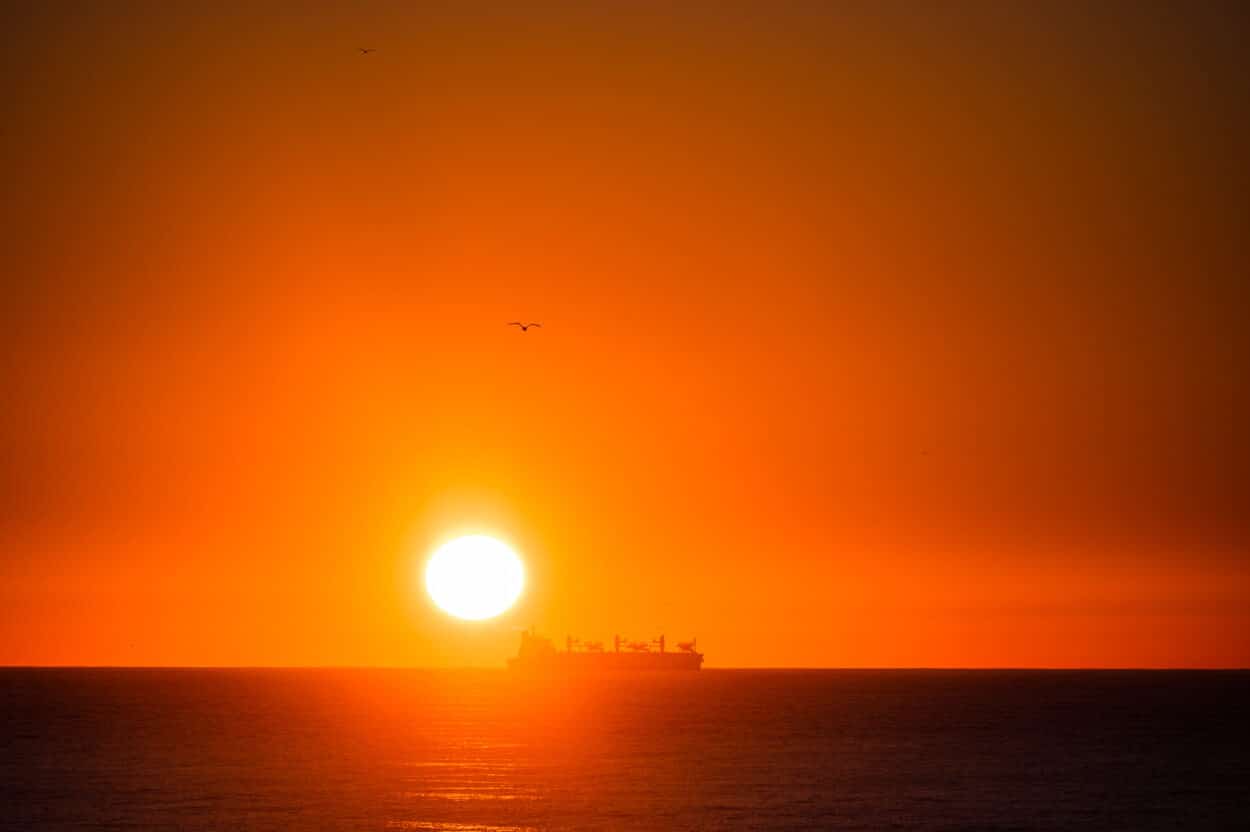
[508,629,704,671]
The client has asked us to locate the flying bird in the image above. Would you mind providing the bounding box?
[357,47,377,55]
[508,322,542,332]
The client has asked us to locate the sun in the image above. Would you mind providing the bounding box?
[425,535,525,620]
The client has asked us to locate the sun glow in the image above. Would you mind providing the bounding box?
[425,535,525,620]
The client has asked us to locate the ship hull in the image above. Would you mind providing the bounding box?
[509,652,703,672]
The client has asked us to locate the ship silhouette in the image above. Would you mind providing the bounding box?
[508,629,704,672]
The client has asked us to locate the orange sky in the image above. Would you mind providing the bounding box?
[2,2,1248,667]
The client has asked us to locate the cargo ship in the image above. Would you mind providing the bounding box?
[508,629,704,672]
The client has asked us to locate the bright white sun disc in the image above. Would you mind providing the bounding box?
[425,535,524,620]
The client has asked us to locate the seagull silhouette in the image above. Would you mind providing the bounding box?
[508,322,542,332]
[358,47,377,55]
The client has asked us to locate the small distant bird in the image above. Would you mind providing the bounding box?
[508,322,542,332]
[357,47,377,55]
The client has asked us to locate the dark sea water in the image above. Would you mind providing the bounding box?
[2,669,1247,831]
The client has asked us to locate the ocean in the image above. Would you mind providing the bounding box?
[2,669,1247,830]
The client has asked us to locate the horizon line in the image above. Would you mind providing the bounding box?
[2,664,1247,671]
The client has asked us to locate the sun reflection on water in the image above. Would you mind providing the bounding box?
[385,823,538,832]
